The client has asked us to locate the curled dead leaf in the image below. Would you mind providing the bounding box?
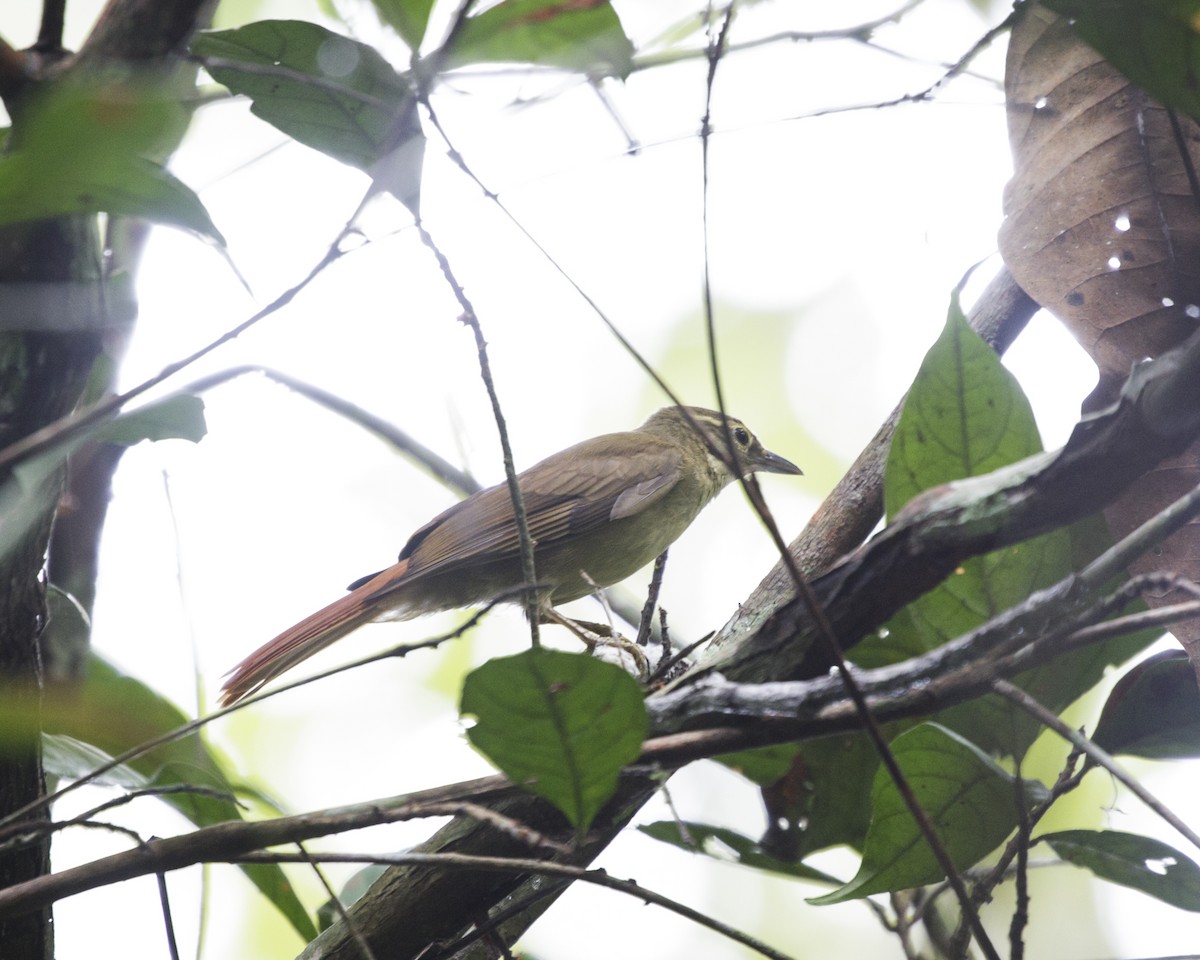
[1000,4,1200,666]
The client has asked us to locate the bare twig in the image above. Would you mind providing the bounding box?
[182,364,480,495]
[413,220,541,643]
[780,6,1021,125]
[636,550,669,649]
[155,871,181,960]
[296,843,378,960]
[416,99,686,412]
[991,680,1200,853]
[633,0,928,70]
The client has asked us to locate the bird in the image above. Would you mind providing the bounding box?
[219,405,801,704]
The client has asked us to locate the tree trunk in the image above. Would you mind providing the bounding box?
[0,216,106,960]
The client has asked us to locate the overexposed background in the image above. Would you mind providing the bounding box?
[4,0,1195,957]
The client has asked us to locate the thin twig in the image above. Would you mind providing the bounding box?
[636,550,669,648]
[633,0,927,70]
[992,680,1200,853]
[416,98,687,412]
[296,842,378,960]
[156,872,181,960]
[780,6,1020,125]
[182,364,480,495]
[414,220,541,643]
[1008,759,1030,960]
[696,7,996,955]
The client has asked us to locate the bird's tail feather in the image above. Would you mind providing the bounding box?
[219,563,411,706]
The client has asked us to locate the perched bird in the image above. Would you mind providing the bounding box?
[220,406,801,704]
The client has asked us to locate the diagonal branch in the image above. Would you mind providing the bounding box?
[700,319,1200,685]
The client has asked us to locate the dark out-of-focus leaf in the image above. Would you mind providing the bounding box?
[759,732,879,861]
[715,743,800,786]
[1041,0,1200,123]
[639,820,841,885]
[1093,649,1200,759]
[1044,829,1200,911]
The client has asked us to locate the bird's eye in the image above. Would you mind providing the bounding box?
[733,427,750,446]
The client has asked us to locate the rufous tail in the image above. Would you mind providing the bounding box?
[219,560,410,706]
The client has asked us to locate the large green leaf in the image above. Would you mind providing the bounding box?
[460,648,647,831]
[445,0,634,78]
[193,21,424,214]
[1042,0,1200,123]
[0,79,220,241]
[810,724,1046,904]
[884,292,1067,651]
[29,655,316,940]
[1043,829,1200,912]
[866,295,1151,756]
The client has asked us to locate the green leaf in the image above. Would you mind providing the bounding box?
[32,655,316,941]
[878,294,1152,756]
[639,821,841,885]
[372,0,435,50]
[1093,649,1200,759]
[0,394,207,566]
[460,648,647,831]
[1043,829,1200,912]
[446,0,635,78]
[95,394,207,445]
[714,743,800,786]
[0,79,221,241]
[810,723,1047,904]
[192,21,425,214]
[1041,0,1200,123]
[885,293,1064,645]
[42,734,146,790]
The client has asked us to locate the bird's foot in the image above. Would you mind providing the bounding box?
[540,610,649,678]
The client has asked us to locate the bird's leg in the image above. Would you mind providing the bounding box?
[538,607,649,678]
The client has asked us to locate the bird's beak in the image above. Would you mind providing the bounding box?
[752,448,803,476]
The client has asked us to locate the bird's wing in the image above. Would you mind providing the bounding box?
[395,432,684,577]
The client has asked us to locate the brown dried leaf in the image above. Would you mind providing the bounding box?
[1000,5,1200,664]
[1000,5,1200,399]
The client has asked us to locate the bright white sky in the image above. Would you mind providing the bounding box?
[7,0,1196,957]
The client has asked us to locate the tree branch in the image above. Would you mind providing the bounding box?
[700,313,1200,684]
